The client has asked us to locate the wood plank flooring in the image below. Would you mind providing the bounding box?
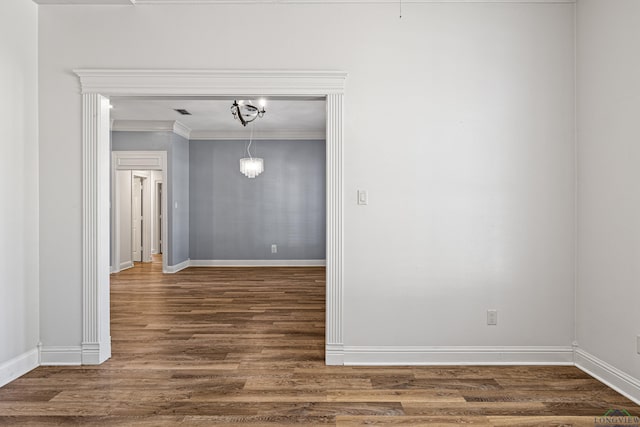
[1,257,638,425]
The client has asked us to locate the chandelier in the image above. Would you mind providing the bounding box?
[231,99,266,127]
[239,120,264,179]
[239,156,264,179]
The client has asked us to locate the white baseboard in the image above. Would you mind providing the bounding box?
[341,346,575,366]
[0,348,39,388]
[189,259,326,267]
[81,340,112,365]
[164,258,190,274]
[326,344,344,366]
[574,348,640,406]
[39,346,82,366]
[111,261,134,274]
[164,259,326,273]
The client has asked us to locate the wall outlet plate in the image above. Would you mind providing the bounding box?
[271,244,277,254]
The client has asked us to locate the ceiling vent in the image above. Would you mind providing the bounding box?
[174,109,192,115]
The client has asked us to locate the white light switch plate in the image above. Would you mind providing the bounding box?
[357,190,368,205]
[487,309,498,326]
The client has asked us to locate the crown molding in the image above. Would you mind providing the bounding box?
[111,120,176,133]
[189,130,325,141]
[111,120,324,140]
[172,121,192,140]
[111,119,192,139]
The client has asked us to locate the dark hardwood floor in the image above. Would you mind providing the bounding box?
[0,256,638,425]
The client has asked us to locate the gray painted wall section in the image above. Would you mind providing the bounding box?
[111,131,190,266]
[189,139,326,260]
[170,133,190,264]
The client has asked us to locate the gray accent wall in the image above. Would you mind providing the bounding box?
[111,131,190,266]
[170,133,190,264]
[189,139,326,261]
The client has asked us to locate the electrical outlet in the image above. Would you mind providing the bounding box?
[271,244,277,254]
[487,309,498,326]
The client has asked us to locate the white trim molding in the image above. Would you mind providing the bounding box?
[189,130,326,141]
[81,93,112,365]
[33,0,134,4]
[165,259,326,272]
[111,119,176,133]
[111,151,169,274]
[133,0,575,4]
[35,0,574,4]
[575,348,640,406]
[74,69,348,96]
[189,259,326,267]
[111,120,325,141]
[325,93,344,365]
[165,259,190,274]
[75,69,346,366]
[0,349,39,388]
[110,119,193,140]
[113,150,165,171]
[39,346,83,366]
[172,121,192,140]
[343,346,575,366]
[119,261,134,271]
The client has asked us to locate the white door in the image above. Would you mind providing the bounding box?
[132,176,143,262]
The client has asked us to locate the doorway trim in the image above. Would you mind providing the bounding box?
[75,69,347,365]
[111,151,168,273]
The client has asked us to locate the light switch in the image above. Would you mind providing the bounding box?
[357,190,368,205]
[487,309,498,326]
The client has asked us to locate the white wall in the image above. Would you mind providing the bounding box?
[0,0,39,383]
[576,0,640,383]
[38,2,576,355]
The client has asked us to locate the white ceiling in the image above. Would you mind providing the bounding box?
[110,97,326,140]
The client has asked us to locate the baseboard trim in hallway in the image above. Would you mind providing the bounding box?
[575,348,640,405]
[39,346,82,366]
[0,348,38,388]
[189,259,327,267]
[164,259,327,273]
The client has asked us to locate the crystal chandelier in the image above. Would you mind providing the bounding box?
[239,156,264,179]
[239,121,264,178]
[231,99,266,126]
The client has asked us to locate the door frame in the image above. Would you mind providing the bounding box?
[131,171,152,263]
[154,180,163,255]
[111,152,168,273]
[75,69,346,365]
